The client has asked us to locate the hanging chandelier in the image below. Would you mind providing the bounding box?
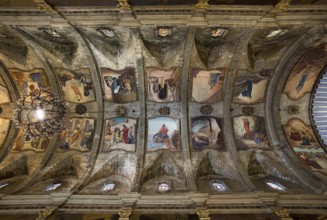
[14,88,68,140]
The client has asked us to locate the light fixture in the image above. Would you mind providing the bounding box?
[156,27,171,38]
[157,182,170,192]
[265,180,286,191]
[13,88,68,140]
[211,28,228,38]
[212,181,227,192]
[41,28,61,38]
[266,29,287,38]
[44,182,62,192]
[0,183,9,190]
[101,182,115,192]
[99,28,115,38]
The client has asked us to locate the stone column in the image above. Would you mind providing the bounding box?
[196,209,210,220]
[274,209,293,220]
[119,209,132,220]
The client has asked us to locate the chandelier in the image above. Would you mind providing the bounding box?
[14,88,67,139]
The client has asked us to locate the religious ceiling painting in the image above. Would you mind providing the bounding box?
[56,68,94,103]
[9,68,49,94]
[146,66,181,102]
[101,67,137,103]
[0,77,10,104]
[233,116,270,150]
[283,43,327,100]
[191,68,225,103]
[283,118,327,170]
[191,116,224,151]
[233,70,268,104]
[103,117,137,152]
[147,117,180,152]
[58,118,95,152]
[0,118,10,148]
[11,128,50,152]
[0,76,10,146]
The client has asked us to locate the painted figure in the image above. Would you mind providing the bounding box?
[191,117,224,151]
[241,79,253,99]
[233,72,267,105]
[158,124,169,139]
[242,118,252,139]
[57,68,94,103]
[296,68,309,94]
[208,72,221,89]
[128,125,135,144]
[147,67,181,102]
[122,124,129,144]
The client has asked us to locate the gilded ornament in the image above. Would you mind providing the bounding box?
[115,105,128,117]
[117,0,131,10]
[195,0,209,9]
[75,104,87,115]
[274,208,290,218]
[38,208,54,218]
[242,106,255,115]
[34,0,55,11]
[200,104,213,115]
[119,209,132,218]
[196,209,210,218]
[275,0,291,10]
[287,105,299,115]
[159,106,170,115]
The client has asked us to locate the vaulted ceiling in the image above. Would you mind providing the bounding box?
[0,1,327,220]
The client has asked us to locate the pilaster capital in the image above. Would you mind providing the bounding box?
[196,209,210,220]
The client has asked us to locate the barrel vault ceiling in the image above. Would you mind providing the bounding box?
[0,0,327,220]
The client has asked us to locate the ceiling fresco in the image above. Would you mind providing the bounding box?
[0,1,326,219]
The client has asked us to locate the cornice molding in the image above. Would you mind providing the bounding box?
[0,192,326,215]
[0,5,326,26]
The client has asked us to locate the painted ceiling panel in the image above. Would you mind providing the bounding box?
[0,2,326,218]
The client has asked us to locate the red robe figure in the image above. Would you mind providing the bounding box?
[242,118,252,139]
[122,124,129,144]
[158,124,169,139]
